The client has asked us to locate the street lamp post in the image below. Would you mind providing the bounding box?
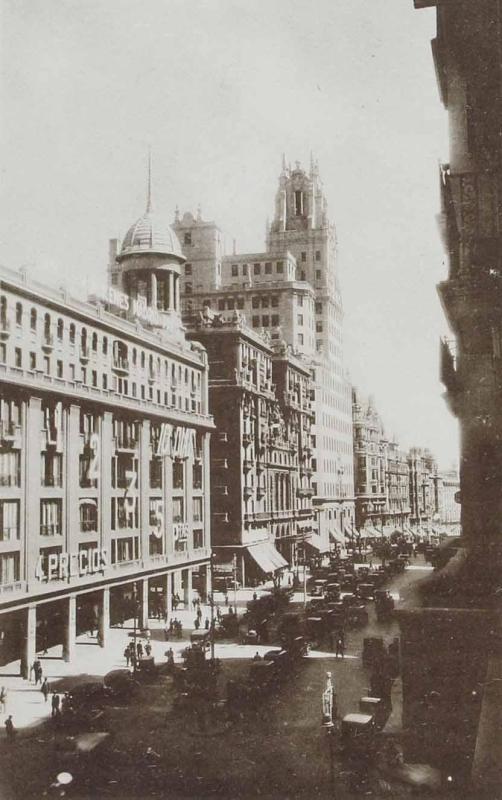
[321,673,336,798]
[209,555,215,661]
[132,581,138,674]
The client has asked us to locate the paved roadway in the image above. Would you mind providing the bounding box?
[0,558,449,800]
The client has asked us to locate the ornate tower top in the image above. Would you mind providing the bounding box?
[270,156,328,234]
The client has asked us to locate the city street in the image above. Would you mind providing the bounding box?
[0,559,451,800]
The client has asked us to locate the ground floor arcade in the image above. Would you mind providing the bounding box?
[0,561,211,676]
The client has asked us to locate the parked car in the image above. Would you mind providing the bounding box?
[103,669,141,701]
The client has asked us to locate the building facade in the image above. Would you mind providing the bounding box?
[352,388,411,533]
[0,194,213,673]
[186,311,315,583]
[435,468,460,532]
[407,447,438,531]
[175,158,355,552]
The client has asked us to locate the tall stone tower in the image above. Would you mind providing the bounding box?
[267,158,354,546]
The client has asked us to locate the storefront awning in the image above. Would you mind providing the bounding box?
[343,522,354,539]
[247,542,288,574]
[330,525,345,544]
[305,536,322,552]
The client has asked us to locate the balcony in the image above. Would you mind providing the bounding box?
[40,523,62,536]
[243,487,253,500]
[112,357,129,375]
[42,333,54,352]
[80,519,98,533]
[297,487,314,499]
[242,433,252,448]
[242,458,253,473]
[0,319,10,339]
[114,437,137,453]
[0,421,20,446]
[80,345,90,363]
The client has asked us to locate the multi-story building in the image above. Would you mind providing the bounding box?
[434,468,460,533]
[385,439,411,531]
[352,388,411,533]
[175,158,355,552]
[0,191,213,673]
[186,310,315,583]
[407,447,437,531]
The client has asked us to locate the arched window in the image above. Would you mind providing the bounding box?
[102,336,108,355]
[69,323,76,343]
[141,351,145,369]
[132,348,137,366]
[81,327,87,349]
[15,303,22,326]
[44,313,51,336]
[57,319,64,340]
[30,308,37,331]
[92,332,98,352]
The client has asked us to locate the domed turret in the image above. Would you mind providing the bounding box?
[118,209,183,262]
[110,152,185,330]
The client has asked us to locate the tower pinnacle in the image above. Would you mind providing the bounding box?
[146,147,153,213]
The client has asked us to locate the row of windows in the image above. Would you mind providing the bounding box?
[231,261,284,278]
[251,315,280,329]
[1,296,202,389]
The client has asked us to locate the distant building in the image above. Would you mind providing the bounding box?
[175,158,355,553]
[435,468,461,532]
[186,311,315,583]
[408,447,437,532]
[352,388,410,533]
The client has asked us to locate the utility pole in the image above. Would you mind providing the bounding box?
[232,553,238,612]
[209,555,215,661]
[132,581,138,674]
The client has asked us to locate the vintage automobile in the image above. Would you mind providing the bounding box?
[325,582,341,601]
[103,669,141,701]
[362,637,385,668]
[309,579,328,597]
[356,582,375,601]
[341,713,376,759]
[190,630,211,650]
[374,589,395,620]
[347,604,369,627]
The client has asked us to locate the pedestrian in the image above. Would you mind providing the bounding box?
[253,652,262,661]
[124,645,130,666]
[216,606,222,621]
[224,593,229,607]
[35,662,43,686]
[192,597,198,612]
[194,617,200,630]
[177,622,183,639]
[145,642,152,657]
[0,686,6,714]
[136,641,143,659]
[41,678,49,702]
[253,592,257,601]
[197,606,202,621]
[335,635,345,660]
[204,618,209,630]
[51,692,60,718]
[4,715,15,742]
[165,647,174,666]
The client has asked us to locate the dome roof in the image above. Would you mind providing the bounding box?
[118,209,184,261]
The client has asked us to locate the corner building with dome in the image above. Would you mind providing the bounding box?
[0,188,213,672]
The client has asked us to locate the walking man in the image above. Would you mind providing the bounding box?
[0,686,6,714]
[41,678,50,702]
[4,715,15,742]
[335,634,345,660]
[51,692,60,718]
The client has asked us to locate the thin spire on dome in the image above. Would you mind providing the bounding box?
[146,146,153,213]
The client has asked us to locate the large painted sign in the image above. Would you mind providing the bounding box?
[35,548,108,582]
[107,287,164,328]
[156,424,196,460]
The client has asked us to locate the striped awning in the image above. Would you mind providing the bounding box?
[247,542,288,574]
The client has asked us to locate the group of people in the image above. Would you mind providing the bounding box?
[164,618,183,640]
[124,637,152,668]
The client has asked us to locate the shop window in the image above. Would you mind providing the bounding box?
[0,552,19,585]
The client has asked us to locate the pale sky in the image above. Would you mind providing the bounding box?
[0,0,458,468]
